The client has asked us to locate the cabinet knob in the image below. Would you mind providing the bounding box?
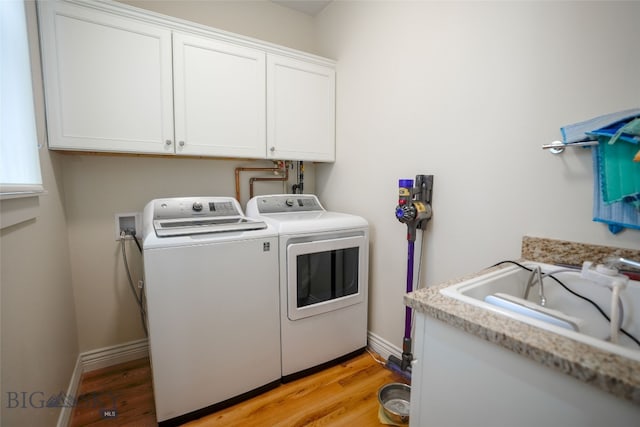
[179,141,185,147]
[270,146,275,152]
[165,140,172,146]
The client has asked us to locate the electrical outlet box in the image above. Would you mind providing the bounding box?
[115,212,141,240]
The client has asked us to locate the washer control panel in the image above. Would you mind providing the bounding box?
[149,196,269,237]
[252,195,324,214]
[153,197,239,220]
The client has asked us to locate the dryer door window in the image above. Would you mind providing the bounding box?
[296,246,359,308]
[287,235,366,321]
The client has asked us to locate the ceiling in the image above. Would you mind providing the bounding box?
[271,0,332,16]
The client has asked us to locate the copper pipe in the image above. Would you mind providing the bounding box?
[249,167,289,199]
[234,166,281,201]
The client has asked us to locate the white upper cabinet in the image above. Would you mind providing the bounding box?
[38,1,175,154]
[173,33,266,158]
[267,55,336,162]
[38,0,336,161]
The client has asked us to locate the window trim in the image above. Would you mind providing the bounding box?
[0,193,41,229]
[0,189,46,201]
[0,1,46,229]
[0,0,44,199]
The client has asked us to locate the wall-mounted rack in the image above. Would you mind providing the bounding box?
[542,140,599,154]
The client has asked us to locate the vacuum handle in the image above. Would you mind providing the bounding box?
[415,174,433,205]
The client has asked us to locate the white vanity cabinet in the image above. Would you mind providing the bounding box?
[267,55,336,162]
[409,311,640,427]
[38,0,175,154]
[172,33,266,159]
[37,0,336,161]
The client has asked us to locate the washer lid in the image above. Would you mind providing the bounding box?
[153,217,266,237]
[150,197,266,237]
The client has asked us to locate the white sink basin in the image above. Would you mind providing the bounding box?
[440,261,640,362]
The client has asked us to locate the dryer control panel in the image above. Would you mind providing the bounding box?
[248,195,325,214]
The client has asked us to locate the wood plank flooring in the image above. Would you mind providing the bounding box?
[69,352,408,426]
[69,357,156,426]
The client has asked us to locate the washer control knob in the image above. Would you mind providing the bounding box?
[192,202,203,212]
[285,199,294,207]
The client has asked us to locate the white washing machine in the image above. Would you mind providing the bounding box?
[142,197,281,425]
[246,194,369,381]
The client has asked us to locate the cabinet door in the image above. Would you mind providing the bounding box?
[173,33,266,158]
[38,1,174,154]
[267,54,335,162]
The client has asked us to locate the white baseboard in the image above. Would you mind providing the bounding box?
[56,356,82,427]
[80,338,149,373]
[56,338,149,427]
[367,331,401,362]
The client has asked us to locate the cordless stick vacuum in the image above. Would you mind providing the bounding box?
[387,175,434,380]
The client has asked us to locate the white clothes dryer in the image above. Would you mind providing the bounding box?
[246,194,369,381]
[142,197,280,425]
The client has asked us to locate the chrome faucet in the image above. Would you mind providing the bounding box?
[523,265,546,306]
[604,256,640,271]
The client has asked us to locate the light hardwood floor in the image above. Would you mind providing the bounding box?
[69,352,408,426]
[69,357,156,426]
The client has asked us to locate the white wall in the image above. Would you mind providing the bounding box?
[62,1,317,352]
[314,1,640,351]
[0,2,78,425]
[119,0,318,54]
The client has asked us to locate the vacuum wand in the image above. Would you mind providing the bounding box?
[401,241,415,371]
[389,175,433,376]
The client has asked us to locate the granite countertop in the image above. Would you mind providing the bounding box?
[404,236,640,404]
